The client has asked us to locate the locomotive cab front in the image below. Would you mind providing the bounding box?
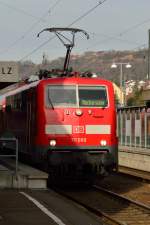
[36,77,118,178]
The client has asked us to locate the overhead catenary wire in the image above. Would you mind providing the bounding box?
[119,17,150,37]
[20,0,150,62]
[0,0,44,21]
[2,0,148,62]
[68,0,107,27]
[84,34,148,54]
[48,0,63,14]
[76,6,150,53]
[0,0,63,55]
[85,31,142,51]
[19,0,108,61]
[82,19,150,53]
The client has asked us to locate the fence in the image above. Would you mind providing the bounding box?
[117,106,150,148]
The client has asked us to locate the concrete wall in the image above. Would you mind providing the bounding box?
[119,146,150,172]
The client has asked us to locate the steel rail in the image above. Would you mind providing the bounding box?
[53,185,150,225]
[53,187,128,225]
[93,185,150,211]
[118,165,150,182]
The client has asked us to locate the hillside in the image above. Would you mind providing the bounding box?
[19,49,148,85]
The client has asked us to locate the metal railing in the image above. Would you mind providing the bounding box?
[117,106,150,149]
[0,137,18,178]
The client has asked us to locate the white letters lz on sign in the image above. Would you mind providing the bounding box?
[0,62,19,82]
[1,67,13,75]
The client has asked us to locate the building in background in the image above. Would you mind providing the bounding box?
[113,83,124,106]
[0,61,19,90]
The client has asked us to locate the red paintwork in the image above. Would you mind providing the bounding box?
[35,77,117,148]
[1,77,117,152]
[0,98,6,111]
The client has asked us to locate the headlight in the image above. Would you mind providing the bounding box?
[50,140,56,146]
[75,109,83,116]
[100,140,107,146]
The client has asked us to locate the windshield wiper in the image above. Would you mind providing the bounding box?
[48,90,54,110]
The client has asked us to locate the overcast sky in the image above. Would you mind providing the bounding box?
[0,0,150,63]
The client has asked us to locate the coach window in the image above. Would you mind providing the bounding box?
[46,85,77,107]
[7,96,12,107]
[13,94,21,110]
[21,91,27,111]
[79,86,108,107]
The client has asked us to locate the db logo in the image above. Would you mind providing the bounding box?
[73,126,84,134]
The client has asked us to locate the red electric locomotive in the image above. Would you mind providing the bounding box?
[0,28,118,182]
[0,74,118,180]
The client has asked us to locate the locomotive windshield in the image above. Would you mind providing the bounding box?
[79,86,108,107]
[46,85,108,108]
[46,85,76,107]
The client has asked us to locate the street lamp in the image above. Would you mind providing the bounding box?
[111,62,132,105]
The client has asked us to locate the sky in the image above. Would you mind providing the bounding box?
[0,0,150,63]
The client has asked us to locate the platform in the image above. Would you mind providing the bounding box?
[0,160,48,189]
[119,146,150,173]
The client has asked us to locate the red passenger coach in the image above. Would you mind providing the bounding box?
[1,75,118,181]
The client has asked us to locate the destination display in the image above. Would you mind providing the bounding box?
[0,62,19,82]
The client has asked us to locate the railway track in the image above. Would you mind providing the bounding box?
[54,185,150,225]
[118,166,150,182]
